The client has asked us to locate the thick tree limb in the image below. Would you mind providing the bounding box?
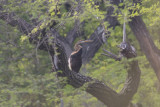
[55,39,141,107]
[129,16,160,82]
[66,20,82,44]
[0,12,33,34]
[119,60,141,107]
[0,11,73,58]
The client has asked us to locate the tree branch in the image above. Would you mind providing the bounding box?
[66,20,82,44]
[129,16,160,82]
[0,11,73,58]
[0,12,33,35]
[119,60,141,107]
[55,39,140,107]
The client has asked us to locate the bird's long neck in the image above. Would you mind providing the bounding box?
[71,45,82,56]
[75,44,81,50]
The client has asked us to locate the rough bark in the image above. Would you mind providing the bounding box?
[55,40,141,107]
[129,16,160,82]
[56,39,139,107]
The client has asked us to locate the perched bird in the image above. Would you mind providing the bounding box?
[68,40,93,73]
[118,42,137,59]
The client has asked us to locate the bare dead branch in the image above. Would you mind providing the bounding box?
[102,49,121,61]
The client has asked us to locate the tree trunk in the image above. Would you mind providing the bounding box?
[129,16,160,82]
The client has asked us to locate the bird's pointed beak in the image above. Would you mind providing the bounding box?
[79,40,93,44]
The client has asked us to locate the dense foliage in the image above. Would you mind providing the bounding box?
[0,0,160,107]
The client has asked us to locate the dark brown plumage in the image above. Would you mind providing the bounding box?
[68,40,92,73]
